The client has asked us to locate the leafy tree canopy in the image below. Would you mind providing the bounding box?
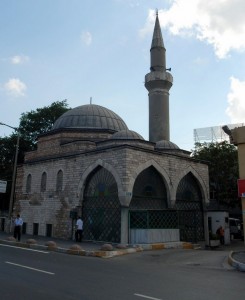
[0,100,70,210]
[19,99,70,150]
[192,141,239,207]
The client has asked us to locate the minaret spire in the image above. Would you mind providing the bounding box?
[145,11,173,142]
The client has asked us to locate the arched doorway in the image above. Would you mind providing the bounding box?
[82,166,121,243]
[129,166,169,230]
[174,172,204,242]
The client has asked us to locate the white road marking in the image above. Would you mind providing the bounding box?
[0,243,49,253]
[5,261,55,275]
[134,293,162,300]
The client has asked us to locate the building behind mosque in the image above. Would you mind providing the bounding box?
[14,14,210,244]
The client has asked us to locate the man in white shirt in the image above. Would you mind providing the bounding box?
[14,214,23,241]
[75,216,83,242]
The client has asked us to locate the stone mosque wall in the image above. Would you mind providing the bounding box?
[15,140,209,239]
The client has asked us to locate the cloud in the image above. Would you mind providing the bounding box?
[140,0,245,59]
[11,55,29,64]
[226,77,245,123]
[81,31,92,46]
[4,78,27,97]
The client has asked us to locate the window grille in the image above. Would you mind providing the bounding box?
[26,174,32,193]
[83,167,120,243]
[56,170,63,191]
[41,172,47,192]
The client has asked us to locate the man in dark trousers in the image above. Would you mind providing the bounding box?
[216,226,225,245]
[75,216,83,242]
[14,214,23,241]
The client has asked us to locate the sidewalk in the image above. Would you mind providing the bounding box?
[201,239,245,272]
[0,230,245,265]
[0,231,197,258]
[0,231,129,258]
[227,240,245,272]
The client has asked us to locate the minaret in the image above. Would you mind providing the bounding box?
[145,11,173,143]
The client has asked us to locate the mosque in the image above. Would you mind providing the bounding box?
[14,14,209,244]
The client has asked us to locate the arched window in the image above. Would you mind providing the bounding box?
[56,170,63,191]
[41,172,47,192]
[26,174,32,193]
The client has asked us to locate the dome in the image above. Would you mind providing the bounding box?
[155,140,179,150]
[52,104,128,132]
[111,129,144,140]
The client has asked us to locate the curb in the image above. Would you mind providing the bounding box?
[0,239,144,258]
[228,251,245,272]
[0,239,195,258]
[136,242,194,251]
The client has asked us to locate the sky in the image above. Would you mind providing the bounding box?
[1,0,245,151]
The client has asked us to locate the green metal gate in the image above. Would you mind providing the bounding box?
[82,167,121,243]
[129,209,204,242]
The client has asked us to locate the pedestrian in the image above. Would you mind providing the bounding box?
[216,226,224,245]
[219,226,225,245]
[75,216,83,242]
[14,214,23,241]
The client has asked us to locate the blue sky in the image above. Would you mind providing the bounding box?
[1,0,245,151]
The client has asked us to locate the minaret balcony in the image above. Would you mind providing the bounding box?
[145,71,173,91]
[145,71,173,83]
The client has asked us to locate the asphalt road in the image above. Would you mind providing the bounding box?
[0,244,244,300]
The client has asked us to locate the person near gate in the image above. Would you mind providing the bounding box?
[75,216,83,242]
[216,226,225,245]
[220,226,225,245]
[14,214,23,241]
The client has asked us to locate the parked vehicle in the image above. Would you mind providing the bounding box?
[229,218,243,239]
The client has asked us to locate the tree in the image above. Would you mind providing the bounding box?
[0,135,18,211]
[192,141,239,207]
[19,99,70,151]
[0,100,70,212]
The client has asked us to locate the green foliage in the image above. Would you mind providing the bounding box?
[192,141,239,207]
[18,99,70,150]
[0,100,70,211]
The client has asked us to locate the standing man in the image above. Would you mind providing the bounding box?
[216,226,225,245]
[14,214,23,241]
[219,226,225,245]
[75,216,83,242]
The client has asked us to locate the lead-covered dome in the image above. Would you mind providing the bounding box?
[52,104,128,132]
[155,140,179,150]
[111,129,144,140]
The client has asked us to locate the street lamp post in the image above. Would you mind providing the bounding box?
[0,122,20,229]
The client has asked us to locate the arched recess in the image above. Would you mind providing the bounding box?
[41,172,47,192]
[26,174,32,193]
[130,166,168,209]
[172,165,208,207]
[56,169,63,192]
[77,159,124,204]
[82,166,121,243]
[129,166,170,231]
[128,159,171,205]
[174,172,204,242]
